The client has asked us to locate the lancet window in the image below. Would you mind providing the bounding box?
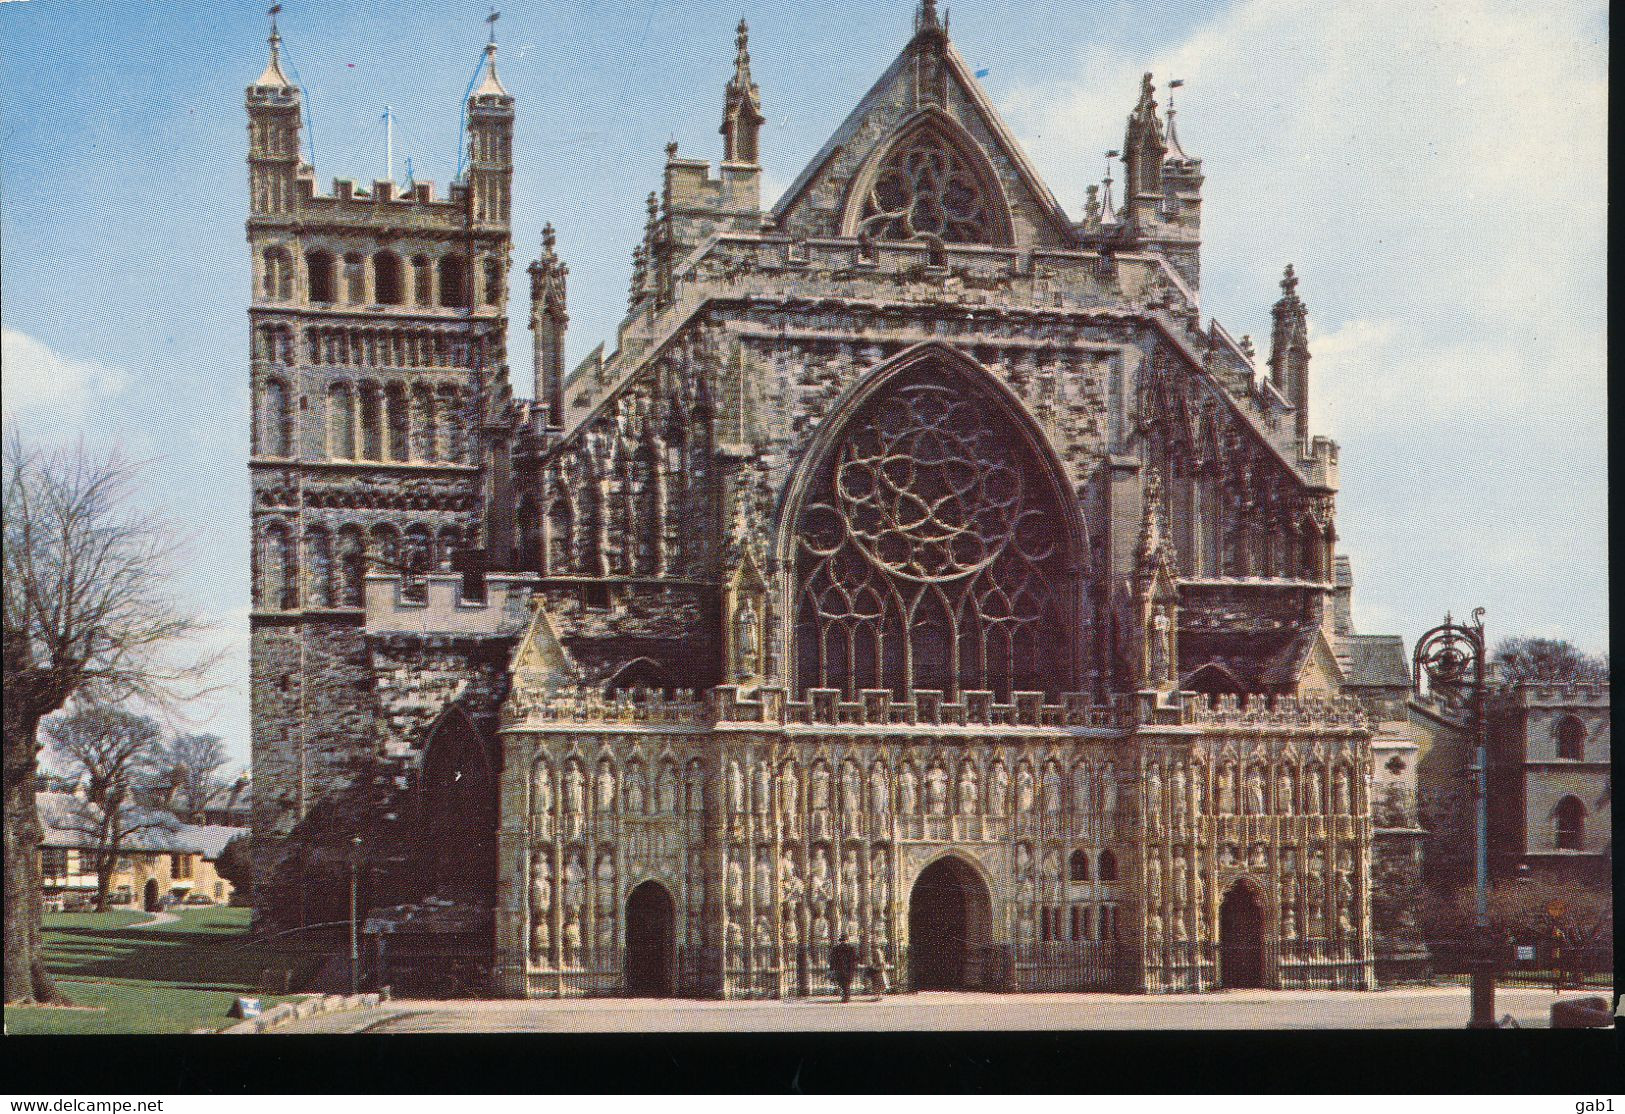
[792,358,1078,699]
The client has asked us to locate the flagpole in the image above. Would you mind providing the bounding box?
[385,107,394,184]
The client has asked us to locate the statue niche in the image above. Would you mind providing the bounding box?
[790,349,1082,699]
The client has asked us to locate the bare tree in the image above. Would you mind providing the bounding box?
[1493,637,1609,684]
[162,732,231,823]
[3,433,217,1004]
[43,706,178,911]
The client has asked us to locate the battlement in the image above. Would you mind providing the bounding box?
[364,571,537,637]
[665,157,762,219]
[1186,692,1369,731]
[1504,680,1611,708]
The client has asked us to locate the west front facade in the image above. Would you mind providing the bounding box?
[248,4,1402,998]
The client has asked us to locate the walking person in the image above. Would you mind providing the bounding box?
[863,940,891,1000]
[829,936,859,1003]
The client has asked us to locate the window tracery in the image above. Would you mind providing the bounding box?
[856,124,1003,246]
[793,363,1076,698]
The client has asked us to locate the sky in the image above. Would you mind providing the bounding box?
[0,0,1608,770]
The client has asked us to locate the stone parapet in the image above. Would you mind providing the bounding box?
[364,571,537,637]
[1185,692,1369,731]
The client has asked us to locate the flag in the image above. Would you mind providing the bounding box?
[974,67,990,78]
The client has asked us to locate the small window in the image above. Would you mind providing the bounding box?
[482,257,503,305]
[41,847,68,877]
[375,252,404,305]
[438,254,469,308]
[1554,796,1585,851]
[344,253,366,303]
[1097,848,1118,882]
[412,255,433,305]
[305,249,336,303]
[1068,849,1091,883]
[1554,715,1586,761]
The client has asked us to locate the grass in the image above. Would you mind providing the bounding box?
[4,906,312,1035]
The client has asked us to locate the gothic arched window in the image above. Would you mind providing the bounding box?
[262,377,293,458]
[374,252,404,305]
[305,249,336,303]
[438,254,469,308]
[412,255,433,306]
[792,354,1079,699]
[850,116,1010,247]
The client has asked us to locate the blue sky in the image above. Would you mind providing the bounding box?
[1,0,1607,769]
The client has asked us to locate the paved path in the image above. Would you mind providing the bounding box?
[272,985,1612,1033]
[132,908,180,928]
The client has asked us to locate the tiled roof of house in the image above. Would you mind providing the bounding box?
[1339,634,1411,688]
[37,792,245,857]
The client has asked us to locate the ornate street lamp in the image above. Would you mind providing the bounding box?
[349,834,364,996]
[1413,609,1495,1028]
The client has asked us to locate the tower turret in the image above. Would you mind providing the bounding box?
[529,224,569,428]
[1269,264,1312,445]
[466,40,514,227]
[246,17,303,216]
[721,19,765,165]
[1122,73,1167,231]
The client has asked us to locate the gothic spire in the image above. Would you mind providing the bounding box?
[915,0,941,33]
[721,17,765,164]
[473,39,509,99]
[1123,73,1167,221]
[1164,78,1189,160]
[255,6,293,89]
[1269,264,1312,444]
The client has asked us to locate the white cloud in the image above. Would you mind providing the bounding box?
[1,326,127,422]
[998,0,1608,649]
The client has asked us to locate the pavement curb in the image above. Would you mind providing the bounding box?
[220,992,384,1034]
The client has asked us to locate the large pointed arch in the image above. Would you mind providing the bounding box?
[778,343,1088,699]
[840,108,1016,247]
[415,703,498,904]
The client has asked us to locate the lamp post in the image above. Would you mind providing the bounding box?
[1413,608,1495,1028]
[349,834,363,996]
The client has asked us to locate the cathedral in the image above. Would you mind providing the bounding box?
[247,4,1423,998]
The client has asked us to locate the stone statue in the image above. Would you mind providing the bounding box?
[1248,843,1267,870]
[626,765,647,815]
[958,761,979,815]
[779,850,804,906]
[597,760,617,812]
[1147,909,1164,942]
[735,595,759,678]
[989,760,1010,816]
[726,854,744,909]
[1191,763,1206,814]
[725,920,744,968]
[530,915,549,958]
[810,846,832,902]
[1146,854,1163,903]
[596,912,613,953]
[1334,765,1352,815]
[810,762,832,811]
[1246,766,1266,815]
[1101,761,1118,815]
[1170,762,1187,820]
[1172,852,1188,906]
[753,760,771,815]
[657,762,679,815]
[870,849,889,907]
[1277,766,1295,815]
[754,913,773,963]
[530,854,552,914]
[1147,605,1173,687]
[1336,869,1353,911]
[564,852,586,911]
[869,761,890,814]
[1193,865,1205,911]
[1281,903,1298,941]
[563,912,582,966]
[811,909,831,952]
[726,759,745,815]
[779,762,800,818]
[1041,848,1060,899]
[754,849,772,905]
[531,760,553,816]
[565,761,586,816]
[685,760,705,814]
[841,760,862,814]
[1071,763,1090,816]
[899,764,919,815]
[595,851,614,900]
[1016,763,1036,813]
[1043,762,1063,814]
[926,764,949,816]
[1146,763,1164,821]
[1218,763,1236,815]
[1304,765,1322,814]
[1173,912,1188,942]
[782,911,800,952]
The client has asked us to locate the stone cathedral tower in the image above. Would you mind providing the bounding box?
[249,6,1428,998]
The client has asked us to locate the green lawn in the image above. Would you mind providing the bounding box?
[5,906,311,1035]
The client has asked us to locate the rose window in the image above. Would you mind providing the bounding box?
[793,363,1076,699]
[857,129,1000,245]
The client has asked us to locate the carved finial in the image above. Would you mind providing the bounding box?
[665,139,679,162]
[646,190,660,222]
[734,17,751,81]
[1138,72,1156,111]
[916,0,940,33]
[1280,263,1299,298]
[256,4,293,88]
[1084,183,1101,225]
[1240,334,1256,360]
[486,7,500,46]
[542,222,557,254]
[721,17,765,163]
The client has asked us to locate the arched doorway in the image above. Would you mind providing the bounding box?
[1219,883,1264,989]
[417,706,498,906]
[624,881,676,997]
[908,855,992,990]
[143,878,161,913]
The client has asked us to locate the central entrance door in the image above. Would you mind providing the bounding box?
[908,856,992,990]
[1219,883,1264,989]
[624,881,676,997]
